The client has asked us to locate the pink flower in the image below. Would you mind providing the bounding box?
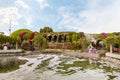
[19,32,27,39]
[101,32,108,38]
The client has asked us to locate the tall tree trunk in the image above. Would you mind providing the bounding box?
[110,44,112,53]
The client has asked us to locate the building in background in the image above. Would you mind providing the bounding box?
[0,32,5,35]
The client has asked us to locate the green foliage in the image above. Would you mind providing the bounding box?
[72,33,77,42]
[0,34,20,44]
[79,38,89,50]
[0,34,21,49]
[106,35,120,47]
[72,41,82,49]
[66,35,70,42]
[9,36,21,44]
[66,33,72,42]
[0,59,27,73]
[92,33,120,52]
[71,33,81,49]
[108,33,116,37]
[33,34,48,50]
[11,29,32,40]
[0,34,6,43]
[40,27,53,33]
[95,34,105,40]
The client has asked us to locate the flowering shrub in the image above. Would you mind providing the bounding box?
[101,32,108,38]
[19,32,27,39]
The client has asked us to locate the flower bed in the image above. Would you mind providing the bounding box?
[114,48,120,53]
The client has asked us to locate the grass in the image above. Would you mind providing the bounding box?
[0,59,28,73]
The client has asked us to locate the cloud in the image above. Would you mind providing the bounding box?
[0,7,21,35]
[24,14,33,28]
[0,0,33,35]
[14,0,33,29]
[58,0,120,33]
[36,0,49,10]
[15,0,30,9]
[57,6,86,32]
[79,0,120,33]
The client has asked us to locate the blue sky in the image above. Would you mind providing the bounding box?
[0,0,120,35]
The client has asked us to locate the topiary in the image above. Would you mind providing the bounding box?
[11,29,32,41]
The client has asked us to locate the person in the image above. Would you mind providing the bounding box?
[3,45,7,50]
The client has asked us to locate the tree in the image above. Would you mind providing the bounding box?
[106,35,120,53]
[21,40,34,51]
[9,36,21,45]
[33,34,47,50]
[0,34,21,49]
[40,27,53,33]
[0,34,6,44]
[79,37,89,50]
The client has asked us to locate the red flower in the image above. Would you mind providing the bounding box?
[29,32,38,40]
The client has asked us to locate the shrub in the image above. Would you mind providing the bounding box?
[33,34,48,50]
[21,40,34,51]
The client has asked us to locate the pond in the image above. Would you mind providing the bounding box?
[0,54,120,80]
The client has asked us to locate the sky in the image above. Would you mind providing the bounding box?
[0,0,120,35]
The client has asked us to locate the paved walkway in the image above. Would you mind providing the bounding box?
[0,49,100,59]
[45,49,100,59]
[0,49,22,53]
[64,51,100,59]
[106,52,120,59]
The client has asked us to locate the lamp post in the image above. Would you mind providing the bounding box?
[9,8,13,35]
[9,17,12,35]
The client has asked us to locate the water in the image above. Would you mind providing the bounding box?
[0,54,120,80]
